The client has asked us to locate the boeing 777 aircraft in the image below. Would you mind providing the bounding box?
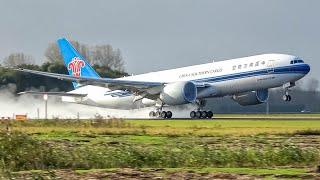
[15,38,310,118]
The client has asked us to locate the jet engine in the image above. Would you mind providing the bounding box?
[232,89,269,106]
[160,81,197,105]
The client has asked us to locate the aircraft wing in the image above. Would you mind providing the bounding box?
[13,67,165,93]
[18,91,87,97]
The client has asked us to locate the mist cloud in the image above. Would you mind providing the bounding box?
[0,84,195,119]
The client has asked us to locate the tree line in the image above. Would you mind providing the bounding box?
[0,40,128,93]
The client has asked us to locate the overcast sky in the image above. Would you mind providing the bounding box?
[0,0,319,81]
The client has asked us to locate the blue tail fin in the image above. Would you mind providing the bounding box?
[57,38,101,88]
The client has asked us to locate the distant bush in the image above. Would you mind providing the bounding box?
[7,119,131,129]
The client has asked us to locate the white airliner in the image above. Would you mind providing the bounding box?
[16,38,310,118]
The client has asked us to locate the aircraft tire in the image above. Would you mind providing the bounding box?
[190,111,196,118]
[282,95,287,101]
[149,111,156,118]
[155,111,161,118]
[166,111,173,118]
[282,95,292,101]
[195,111,202,118]
[160,111,167,119]
[201,111,207,119]
[207,111,213,118]
[287,95,292,101]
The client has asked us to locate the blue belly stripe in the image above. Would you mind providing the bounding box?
[192,64,309,84]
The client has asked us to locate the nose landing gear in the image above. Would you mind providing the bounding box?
[282,82,295,102]
[282,94,292,102]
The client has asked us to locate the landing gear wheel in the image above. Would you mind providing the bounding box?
[201,111,207,119]
[287,95,292,101]
[190,111,196,119]
[195,111,202,119]
[160,111,167,119]
[166,111,173,118]
[282,95,287,101]
[282,95,292,101]
[149,111,156,118]
[155,111,161,118]
[206,111,213,119]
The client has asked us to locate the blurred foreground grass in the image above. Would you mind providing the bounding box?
[0,118,319,178]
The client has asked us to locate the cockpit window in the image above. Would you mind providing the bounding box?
[290,59,304,64]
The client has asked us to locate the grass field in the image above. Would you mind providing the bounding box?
[8,115,320,136]
[0,116,320,179]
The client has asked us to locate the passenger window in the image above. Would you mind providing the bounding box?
[244,64,247,68]
[255,61,259,66]
[294,60,297,64]
[290,60,293,64]
[238,65,242,69]
[232,65,236,70]
[249,63,253,67]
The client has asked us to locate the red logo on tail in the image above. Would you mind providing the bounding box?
[68,57,85,77]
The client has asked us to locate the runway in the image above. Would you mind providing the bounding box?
[126,115,320,120]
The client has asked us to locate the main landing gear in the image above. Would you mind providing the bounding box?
[149,110,173,119]
[190,110,213,119]
[190,99,214,119]
[149,99,214,119]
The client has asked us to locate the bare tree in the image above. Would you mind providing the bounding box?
[45,40,90,63]
[112,48,124,71]
[44,40,124,70]
[45,43,62,63]
[91,45,124,70]
[92,45,114,66]
[2,53,35,66]
[70,41,90,63]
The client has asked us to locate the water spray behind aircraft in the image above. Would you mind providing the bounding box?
[0,84,195,119]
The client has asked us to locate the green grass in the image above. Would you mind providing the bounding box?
[127,135,168,145]
[2,117,320,136]
[0,118,319,175]
[128,120,320,135]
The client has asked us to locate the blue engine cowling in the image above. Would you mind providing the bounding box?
[232,89,269,106]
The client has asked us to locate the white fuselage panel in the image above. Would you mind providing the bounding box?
[62,54,310,109]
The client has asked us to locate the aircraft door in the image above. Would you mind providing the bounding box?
[267,60,275,73]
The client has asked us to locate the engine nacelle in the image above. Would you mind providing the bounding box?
[232,89,269,106]
[160,81,197,105]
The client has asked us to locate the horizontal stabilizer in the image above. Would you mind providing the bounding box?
[18,91,87,97]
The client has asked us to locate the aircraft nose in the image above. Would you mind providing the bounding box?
[303,63,311,74]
